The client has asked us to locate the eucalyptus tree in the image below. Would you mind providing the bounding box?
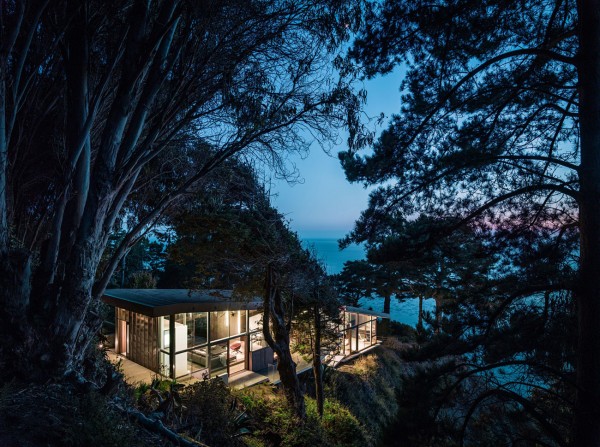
[342,0,595,443]
[0,0,367,382]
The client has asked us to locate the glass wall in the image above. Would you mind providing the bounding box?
[228,336,246,374]
[157,309,254,380]
[249,310,266,351]
[210,310,247,341]
[209,340,229,377]
[158,315,170,376]
[341,310,379,355]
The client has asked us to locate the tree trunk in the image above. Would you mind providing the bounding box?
[383,293,391,314]
[417,295,424,332]
[276,345,305,420]
[573,1,600,444]
[0,64,7,256]
[313,303,324,418]
[262,265,306,420]
[379,293,391,335]
[434,296,442,334]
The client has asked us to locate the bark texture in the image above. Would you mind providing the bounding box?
[0,0,359,383]
[262,265,306,420]
[313,303,324,418]
[573,0,600,444]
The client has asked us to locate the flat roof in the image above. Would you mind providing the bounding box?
[102,289,262,317]
[343,305,390,319]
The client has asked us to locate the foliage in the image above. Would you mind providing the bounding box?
[291,280,343,363]
[0,383,157,447]
[136,378,184,425]
[104,233,165,288]
[388,321,418,342]
[238,384,368,447]
[127,271,158,289]
[332,260,376,306]
[0,0,370,381]
[160,160,297,290]
[333,259,403,313]
[327,341,407,444]
[339,0,589,442]
[179,379,250,447]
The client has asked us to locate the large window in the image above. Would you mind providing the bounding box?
[177,312,208,347]
[249,310,266,351]
[342,310,378,354]
[209,341,229,377]
[159,310,252,380]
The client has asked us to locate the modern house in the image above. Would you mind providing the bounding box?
[102,289,389,382]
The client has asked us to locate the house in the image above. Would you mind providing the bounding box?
[102,289,389,382]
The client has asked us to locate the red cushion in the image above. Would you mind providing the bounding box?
[230,342,242,351]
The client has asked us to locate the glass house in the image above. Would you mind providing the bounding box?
[339,306,386,355]
[103,290,390,382]
[103,289,273,381]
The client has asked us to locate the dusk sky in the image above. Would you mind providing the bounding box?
[272,67,405,240]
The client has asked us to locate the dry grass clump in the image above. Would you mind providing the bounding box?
[327,342,407,444]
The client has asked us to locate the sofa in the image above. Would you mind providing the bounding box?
[190,347,233,369]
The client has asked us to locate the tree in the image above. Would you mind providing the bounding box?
[104,231,165,287]
[0,0,367,382]
[335,259,403,314]
[291,264,342,419]
[362,214,495,334]
[342,1,595,444]
[158,159,316,420]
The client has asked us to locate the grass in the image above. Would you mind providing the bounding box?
[327,339,411,443]
[236,338,411,447]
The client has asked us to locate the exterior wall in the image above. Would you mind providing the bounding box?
[340,310,381,355]
[156,309,272,380]
[113,305,383,381]
[116,308,159,372]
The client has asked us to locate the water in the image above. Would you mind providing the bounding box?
[302,238,365,275]
[358,296,436,327]
[302,238,434,327]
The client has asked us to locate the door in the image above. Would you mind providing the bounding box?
[228,336,246,375]
[118,319,129,356]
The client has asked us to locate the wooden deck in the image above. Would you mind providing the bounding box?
[107,345,376,389]
[106,350,271,389]
[107,351,165,385]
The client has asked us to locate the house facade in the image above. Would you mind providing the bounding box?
[103,289,388,382]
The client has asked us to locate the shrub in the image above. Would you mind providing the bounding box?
[62,391,147,447]
[0,383,155,447]
[238,385,369,447]
[179,378,247,446]
[310,398,369,447]
[389,321,418,342]
[329,344,405,444]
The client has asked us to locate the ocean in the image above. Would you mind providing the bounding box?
[302,238,435,327]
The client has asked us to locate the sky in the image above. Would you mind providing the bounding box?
[271,67,405,241]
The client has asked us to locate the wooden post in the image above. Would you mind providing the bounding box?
[169,315,175,379]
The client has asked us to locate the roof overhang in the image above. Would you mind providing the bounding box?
[343,305,390,319]
[102,289,262,318]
